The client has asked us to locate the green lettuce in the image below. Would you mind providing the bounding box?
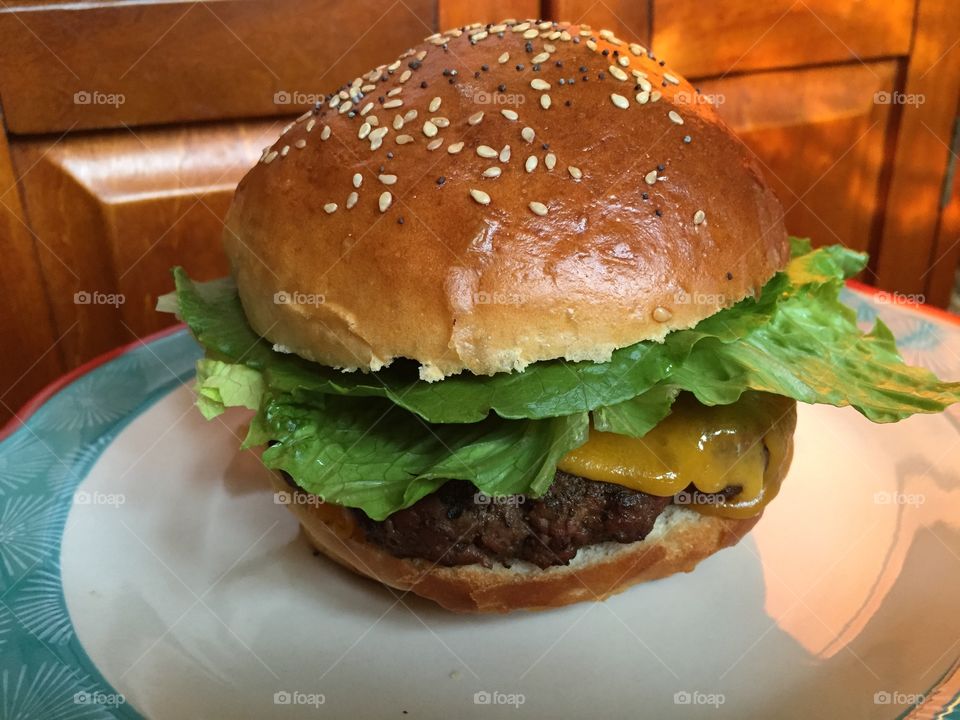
[161,240,960,519]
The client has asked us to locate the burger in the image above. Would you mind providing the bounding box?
[158,20,960,612]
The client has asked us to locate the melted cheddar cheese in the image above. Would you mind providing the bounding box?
[557,392,795,519]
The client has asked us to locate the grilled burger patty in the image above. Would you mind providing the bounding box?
[350,472,742,569]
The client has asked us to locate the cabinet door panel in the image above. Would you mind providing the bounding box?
[0,0,435,134]
[654,0,912,77]
[440,0,541,28]
[701,62,898,259]
[11,120,283,369]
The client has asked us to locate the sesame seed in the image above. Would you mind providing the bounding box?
[651,90,662,102]
[498,52,510,64]
[399,69,412,83]
[636,91,650,104]
[320,125,331,140]
[523,28,538,39]
[532,52,550,64]
[530,78,551,91]
[693,210,706,225]
[280,122,294,136]
[468,111,485,125]
[513,21,530,32]
[427,138,443,151]
[618,55,630,67]
[586,39,597,51]
[525,155,538,172]
[346,192,358,209]
[395,134,414,144]
[404,109,418,121]
[358,123,372,139]
[387,87,403,98]
[324,203,338,214]
[501,109,519,121]
[540,94,552,109]
[360,102,374,116]
[500,145,511,162]
[638,78,652,93]
[393,115,404,130]
[305,118,316,132]
[664,72,680,85]
[280,145,290,157]
[447,141,464,154]
[652,306,672,322]
[482,166,502,178]
[529,201,548,216]
[429,96,442,112]
[378,174,397,185]
[477,145,498,158]
[521,126,535,143]
[262,150,278,164]
[338,101,353,115]
[668,110,684,125]
[610,93,629,109]
[644,170,658,184]
[353,173,363,188]
[568,166,582,179]
[545,152,556,170]
[609,66,628,81]
[294,139,307,149]
[383,99,403,109]
[423,120,438,137]
[379,191,392,212]
[470,188,491,205]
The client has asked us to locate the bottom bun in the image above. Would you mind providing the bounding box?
[269,473,764,613]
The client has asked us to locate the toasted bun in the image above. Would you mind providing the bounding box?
[225,20,788,381]
[270,474,768,613]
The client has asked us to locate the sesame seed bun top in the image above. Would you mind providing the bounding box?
[224,20,789,381]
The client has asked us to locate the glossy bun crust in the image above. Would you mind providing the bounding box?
[225,21,789,380]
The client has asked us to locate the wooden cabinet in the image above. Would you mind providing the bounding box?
[2,0,958,423]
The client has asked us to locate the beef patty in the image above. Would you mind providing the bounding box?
[350,472,742,569]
